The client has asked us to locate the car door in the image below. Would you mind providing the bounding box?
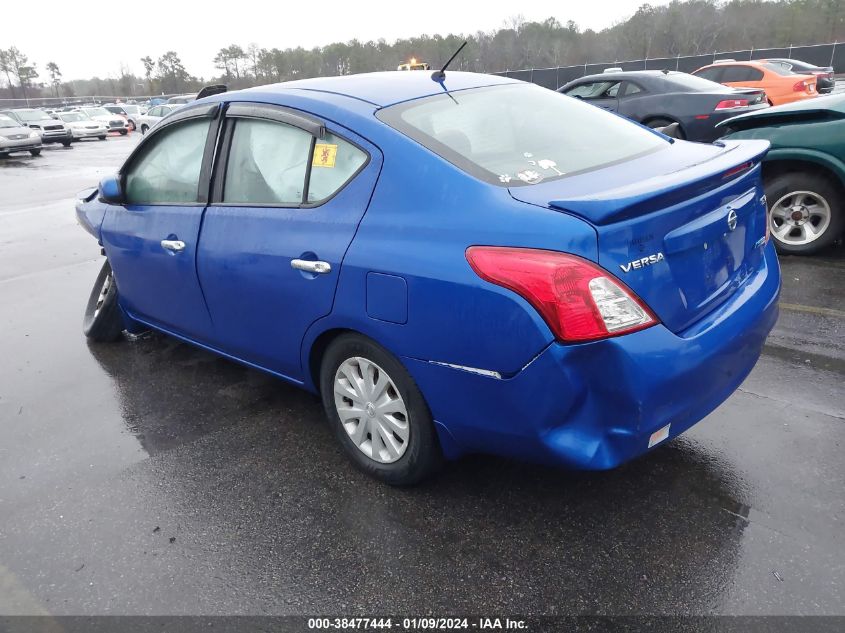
[615,81,647,119]
[563,80,622,111]
[100,104,221,342]
[197,103,382,380]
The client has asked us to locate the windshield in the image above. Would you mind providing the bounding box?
[0,115,20,128]
[83,107,110,117]
[60,113,86,122]
[377,83,667,186]
[14,109,49,122]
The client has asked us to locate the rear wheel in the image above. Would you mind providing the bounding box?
[83,260,124,342]
[62,140,72,147]
[119,130,128,136]
[98,135,107,140]
[320,334,442,485]
[140,124,149,135]
[29,149,41,156]
[764,171,843,254]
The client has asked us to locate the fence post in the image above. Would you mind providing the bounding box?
[831,42,837,68]
[529,68,534,84]
[676,54,680,71]
[788,44,793,59]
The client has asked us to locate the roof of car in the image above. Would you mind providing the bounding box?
[238,71,519,107]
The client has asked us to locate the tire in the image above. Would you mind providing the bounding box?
[140,124,149,135]
[29,148,41,156]
[764,171,843,255]
[646,117,686,139]
[320,333,442,485]
[62,140,72,147]
[119,130,128,136]
[99,136,107,140]
[128,120,136,131]
[83,260,125,342]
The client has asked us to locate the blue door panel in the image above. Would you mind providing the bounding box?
[101,204,213,340]
[197,136,382,380]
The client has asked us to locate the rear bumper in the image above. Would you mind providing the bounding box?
[403,242,780,468]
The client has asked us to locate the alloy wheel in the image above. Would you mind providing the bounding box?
[770,190,832,246]
[93,272,113,319]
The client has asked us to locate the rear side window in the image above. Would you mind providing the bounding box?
[307,132,368,203]
[223,119,312,205]
[564,80,621,100]
[125,118,211,204]
[377,83,667,186]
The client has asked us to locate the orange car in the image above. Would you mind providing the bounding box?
[692,60,818,106]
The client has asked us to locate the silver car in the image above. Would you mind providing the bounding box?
[0,114,43,157]
[0,108,73,146]
[136,104,179,134]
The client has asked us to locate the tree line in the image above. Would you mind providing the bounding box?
[2,0,844,100]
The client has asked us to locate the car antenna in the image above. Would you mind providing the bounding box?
[431,40,467,82]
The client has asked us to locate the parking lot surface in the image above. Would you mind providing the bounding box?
[0,135,843,617]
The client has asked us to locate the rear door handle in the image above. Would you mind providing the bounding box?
[291,259,331,274]
[161,239,186,253]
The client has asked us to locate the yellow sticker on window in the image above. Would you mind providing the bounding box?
[313,143,338,168]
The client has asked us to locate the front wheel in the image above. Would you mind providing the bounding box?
[765,171,843,254]
[119,130,128,136]
[140,124,149,135]
[83,260,124,342]
[29,149,41,156]
[62,140,72,147]
[320,334,442,485]
[98,135,107,140]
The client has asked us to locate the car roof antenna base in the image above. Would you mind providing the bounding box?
[431,41,467,83]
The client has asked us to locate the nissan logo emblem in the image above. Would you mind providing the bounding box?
[727,209,738,231]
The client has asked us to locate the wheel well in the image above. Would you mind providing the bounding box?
[762,159,845,191]
[308,328,354,393]
[642,115,684,135]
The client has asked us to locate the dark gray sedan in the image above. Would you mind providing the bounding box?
[559,70,769,142]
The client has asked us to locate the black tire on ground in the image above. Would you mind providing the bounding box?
[129,121,136,131]
[99,136,107,140]
[29,148,41,156]
[140,125,149,135]
[646,117,686,139]
[119,130,128,136]
[320,333,442,486]
[83,260,125,342]
[764,171,844,255]
[62,140,72,147]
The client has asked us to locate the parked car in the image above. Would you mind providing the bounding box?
[166,93,196,105]
[0,114,43,157]
[77,107,129,135]
[719,94,845,254]
[135,104,178,134]
[559,70,768,142]
[56,111,108,141]
[103,104,142,131]
[75,72,779,484]
[0,108,73,146]
[692,60,818,106]
[762,58,836,94]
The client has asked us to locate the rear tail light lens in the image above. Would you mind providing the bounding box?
[466,247,657,342]
[714,99,749,110]
[793,80,812,92]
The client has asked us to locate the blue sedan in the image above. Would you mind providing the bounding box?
[76,71,780,484]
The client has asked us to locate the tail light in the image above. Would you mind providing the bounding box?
[714,99,749,110]
[466,247,658,342]
[792,79,813,92]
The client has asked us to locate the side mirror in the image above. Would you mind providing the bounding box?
[98,174,124,204]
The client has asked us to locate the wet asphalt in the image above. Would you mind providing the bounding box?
[0,135,843,618]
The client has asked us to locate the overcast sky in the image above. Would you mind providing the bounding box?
[13,0,668,80]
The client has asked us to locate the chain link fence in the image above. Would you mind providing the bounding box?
[494,42,844,90]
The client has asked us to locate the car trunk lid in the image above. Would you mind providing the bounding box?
[509,139,770,333]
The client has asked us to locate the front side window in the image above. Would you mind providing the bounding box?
[378,83,667,186]
[565,80,621,100]
[125,118,211,204]
[223,118,312,205]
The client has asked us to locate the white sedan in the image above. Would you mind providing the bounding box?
[136,104,179,134]
[77,107,129,135]
[57,112,108,141]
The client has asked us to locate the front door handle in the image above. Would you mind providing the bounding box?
[161,239,186,253]
[291,259,331,274]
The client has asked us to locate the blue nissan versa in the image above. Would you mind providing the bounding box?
[76,71,780,485]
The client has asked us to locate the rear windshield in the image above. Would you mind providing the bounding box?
[665,73,727,92]
[761,62,793,76]
[377,83,667,186]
